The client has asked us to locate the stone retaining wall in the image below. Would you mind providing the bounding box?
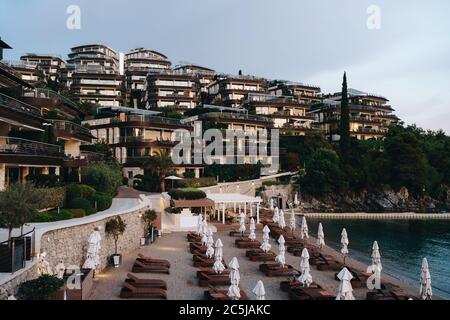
[0,206,148,295]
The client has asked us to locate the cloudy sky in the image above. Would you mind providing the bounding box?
[1,0,449,132]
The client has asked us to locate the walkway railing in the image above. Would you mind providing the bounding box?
[0,228,35,274]
[0,136,64,157]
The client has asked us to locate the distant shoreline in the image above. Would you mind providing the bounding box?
[297,212,450,220]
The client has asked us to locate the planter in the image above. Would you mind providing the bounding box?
[53,269,94,300]
[111,254,122,267]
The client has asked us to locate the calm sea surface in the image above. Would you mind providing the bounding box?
[307,219,450,299]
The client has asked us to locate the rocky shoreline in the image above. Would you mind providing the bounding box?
[299,185,450,213]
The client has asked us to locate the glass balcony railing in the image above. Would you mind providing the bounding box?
[0,92,43,117]
[0,137,64,157]
[51,120,92,136]
[23,88,79,109]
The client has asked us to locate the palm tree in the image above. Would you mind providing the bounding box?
[143,149,175,192]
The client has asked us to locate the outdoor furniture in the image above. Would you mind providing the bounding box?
[120,282,167,299]
[204,285,249,300]
[137,253,171,268]
[316,260,345,272]
[259,262,299,277]
[125,273,167,290]
[196,268,230,279]
[187,232,202,243]
[53,268,94,300]
[190,242,207,254]
[132,260,170,274]
[229,230,250,237]
[288,286,335,300]
[366,290,398,300]
[197,271,231,287]
[246,249,276,262]
[235,238,261,249]
[280,280,321,292]
[193,255,222,268]
[334,268,365,288]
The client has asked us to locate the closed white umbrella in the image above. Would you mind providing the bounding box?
[278,210,286,229]
[252,280,266,300]
[340,228,349,264]
[294,193,299,206]
[212,239,225,274]
[227,257,241,300]
[248,218,256,241]
[201,226,209,246]
[420,258,433,300]
[275,235,286,267]
[205,228,215,258]
[336,267,355,300]
[82,229,101,270]
[196,215,203,235]
[299,248,313,287]
[238,212,246,235]
[370,241,382,273]
[272,207,280,223]
[316,223,325,249]
[289,209,296,233]
[260,225,272,253]
[300,216,309,240]
[269,200,274,211]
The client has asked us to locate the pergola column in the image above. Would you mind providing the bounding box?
[244,202,247,215]
[222,203,226,224]
[256,203,260,224]
[250,204,253,218]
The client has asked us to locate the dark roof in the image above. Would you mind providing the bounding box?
[0,38,12,49]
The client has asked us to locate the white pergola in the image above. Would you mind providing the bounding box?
[207,193,263,224]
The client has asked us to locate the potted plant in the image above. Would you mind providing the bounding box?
[105,216,127,267]
[142,210,157,245]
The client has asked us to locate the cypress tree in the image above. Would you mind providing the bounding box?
[340,72,350,160]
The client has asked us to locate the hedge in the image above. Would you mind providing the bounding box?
[18,275,64,300]
[89,192,113,211]
[177,177,217,188]
[81,162,123,195]
[68,197,97,215]
[31,209,74,223]
[70,209,86,218]
[66,184,96,203]
[168,188,207,200]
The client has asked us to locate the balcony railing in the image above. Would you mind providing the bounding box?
[323,115,385,123]
[23,88,79,109]
[51,120,92,136]
[124,114,186,126]
[0,92,43,117]
[116,136,175,144]
[0,137,64,157]
[204,112,273,123]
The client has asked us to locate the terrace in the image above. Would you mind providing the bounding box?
[0,136,64,158]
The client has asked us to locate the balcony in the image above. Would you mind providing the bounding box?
[0,137,64,158]
[124,114,188,127]
[115,136,176,146]
[0,92,42,117]
[51,120,94,142]
[23,88,79,110]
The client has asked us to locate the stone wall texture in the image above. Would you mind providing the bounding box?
[1,206,149,295]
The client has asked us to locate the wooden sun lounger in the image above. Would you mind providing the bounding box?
[204,285,249,300]
[120,282,167,299]
[288,286,334,301]
[132,260,170,274]
[316,260,344,272]
[235,239,262,249]
[196,268,230,279]
[198,271,231,287]
[137,254,171,268]
[229,230,250,237]
[187,232,202,243]
[334,268,365,288]
[190,242,207,254]
[259,263,299,277]
[125,273,167,290]
[193,255,217,268]
[248,251,276,262]
[280,280,321,292]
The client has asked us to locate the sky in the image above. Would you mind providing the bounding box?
[1,0,449,132]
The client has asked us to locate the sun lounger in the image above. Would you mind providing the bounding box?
[189,242,207,254]
[132,260,170,274]
[246,249,276,262]
[187,232,202,243]
[125,273,167,290]
[280,280,321,292]
[204,285,249,300]
[334,268,364,288]
[259,263,299,277]
[229,230,250,237]
[193,255,218,268]
[198,271,231,287]
[120,282,167,299]
[288,286,334,300]
[316,260,344,272]
[235,239,262,249]
[196,268,230,279]
[137,254,171,268]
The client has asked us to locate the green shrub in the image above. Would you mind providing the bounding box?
[27,174,61,188]
[122,177,129,185]
[36,187,66,210]
[133,174,160,192]
[177,177,217,188]
[262,180,283,187]
[18,275,64,300]
[168,188,206,200]
[81,162,123,195]
[89,192,113,211]
[66,184,96,202]
[68,198,97,215]
[183,171,196,179]
[31,209,73,223]
[204,163,262,182]
[70,208,86,218]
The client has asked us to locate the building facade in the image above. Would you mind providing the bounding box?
[20,54,66,81]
